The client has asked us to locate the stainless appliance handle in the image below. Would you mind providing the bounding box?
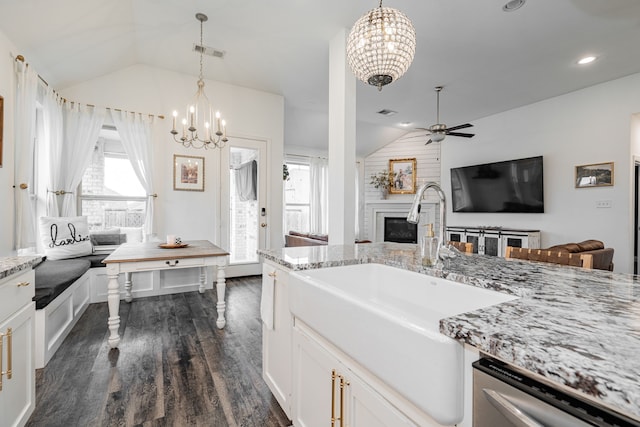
[483,388,544,427]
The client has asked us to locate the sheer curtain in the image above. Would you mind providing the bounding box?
[59,103,105,216]
[41,87,64,216]
[309,157,329,234]
[13,60,39,251]
[110,110,155,239]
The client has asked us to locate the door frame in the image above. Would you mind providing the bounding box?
[220,136,269,278]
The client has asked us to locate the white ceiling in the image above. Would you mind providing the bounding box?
[1,0,640,156]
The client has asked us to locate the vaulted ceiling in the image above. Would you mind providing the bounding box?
[2,0,640,156]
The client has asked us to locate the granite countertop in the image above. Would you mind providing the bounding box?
[258,242,640,421]
[0,255,43,280]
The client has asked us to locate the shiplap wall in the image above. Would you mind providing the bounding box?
[363,132,442,240]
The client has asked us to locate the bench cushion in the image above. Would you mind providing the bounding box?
[33,254,108,309]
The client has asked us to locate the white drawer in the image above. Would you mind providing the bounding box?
[0,269,35,320]
[123,256,208,272]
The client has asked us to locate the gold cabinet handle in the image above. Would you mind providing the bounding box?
[339,374,347,427]
[331,369,337,427]
[268,271,277,278]
[5,328,11,380]
[16,281,30,287]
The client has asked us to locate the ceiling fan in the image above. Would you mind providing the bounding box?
[415,86,475,145]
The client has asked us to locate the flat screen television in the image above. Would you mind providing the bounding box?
[450,156,544,213]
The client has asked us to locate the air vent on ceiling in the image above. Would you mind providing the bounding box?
[377,109,398,116]
[194,44,225,59]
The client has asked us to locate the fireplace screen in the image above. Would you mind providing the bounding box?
[384,217,418,244]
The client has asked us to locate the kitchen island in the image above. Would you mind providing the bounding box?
[258,242,640,422]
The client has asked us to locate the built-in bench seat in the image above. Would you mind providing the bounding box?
[34,254,107,309]
[33,253,108,368]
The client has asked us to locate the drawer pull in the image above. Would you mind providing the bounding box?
[16,281,30,287]
[268,271,277,278]
[165,260,179,267]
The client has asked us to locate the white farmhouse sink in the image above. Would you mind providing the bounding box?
[289,263,517,425]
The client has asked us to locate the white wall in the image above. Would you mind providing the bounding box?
[56,64,285,251]
[0,31,18,256]
[441,73,640,273]
[363,135,442,240]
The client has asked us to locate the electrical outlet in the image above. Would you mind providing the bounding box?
[596,200,612,208]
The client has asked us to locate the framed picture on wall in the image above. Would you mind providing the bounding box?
[575,162,614,188]
[389,158,417,194]
[173,154,205,191]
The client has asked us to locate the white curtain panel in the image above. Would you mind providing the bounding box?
[41,87,64,216]
[13,60,39,251]
[110,110,155,239]
[59,103,105,217]
[310,157,329,235]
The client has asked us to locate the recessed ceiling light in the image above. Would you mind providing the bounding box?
[399,122,412,127]
[577,56,597,65]
[502,0,526,12]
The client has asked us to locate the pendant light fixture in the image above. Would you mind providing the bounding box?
[347,0,416,91]
[170,13,228,149]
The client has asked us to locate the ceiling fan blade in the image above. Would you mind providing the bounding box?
[414,127,432,132]
[425,139,433,145]
[447,132,475,138]
[446,123,473,131]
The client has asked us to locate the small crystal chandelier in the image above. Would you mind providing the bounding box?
[347,0,416,91]
[170,13,228,149]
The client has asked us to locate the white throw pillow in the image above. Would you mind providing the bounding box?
[39,216,93,260]
[120,226,144,243]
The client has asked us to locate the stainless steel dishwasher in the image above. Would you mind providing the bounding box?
[473,357,640,427]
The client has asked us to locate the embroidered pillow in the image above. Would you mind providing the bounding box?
[39,216,93,260]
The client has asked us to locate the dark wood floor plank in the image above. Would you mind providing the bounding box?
[27,275,290,427]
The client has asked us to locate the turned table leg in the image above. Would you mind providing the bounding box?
[124,272,133,303]
[106,270,121,349]
[216,265,227,329]
[199,266,206,294]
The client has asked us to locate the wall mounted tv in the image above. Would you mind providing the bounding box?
[450,156,544,213]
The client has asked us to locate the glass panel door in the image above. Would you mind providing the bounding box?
[220,137,268,277]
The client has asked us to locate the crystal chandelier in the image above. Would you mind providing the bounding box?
[346,0,416,91]
[170,13,228,149]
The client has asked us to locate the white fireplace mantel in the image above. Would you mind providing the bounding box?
[364,200,438,243]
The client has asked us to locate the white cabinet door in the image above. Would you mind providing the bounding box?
[293,324,421,427]
[292,324,336,427]
[0,302,35,427]
[347,373,418,427]
[262,262,292,418]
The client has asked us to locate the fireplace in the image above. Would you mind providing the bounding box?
[384,217,418,244]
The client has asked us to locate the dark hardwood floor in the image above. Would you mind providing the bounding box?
[27,275,291,427]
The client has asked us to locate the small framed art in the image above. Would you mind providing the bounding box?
[174,154,205,191]
[389,158,417,194]
[575,162,614,188]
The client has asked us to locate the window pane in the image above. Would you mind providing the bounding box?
[81,199,146,231]
[285,163,310,204]
[285,205,310,234]
[80,133,147,233]
[229,147,259,264]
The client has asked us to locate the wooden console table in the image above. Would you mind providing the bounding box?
[102,240,229,349]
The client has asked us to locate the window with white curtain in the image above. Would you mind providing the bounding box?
[284,157,360,237]
[284,161,311,233]
[79,127,146,231]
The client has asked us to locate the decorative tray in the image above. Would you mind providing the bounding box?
[158,243,189,249]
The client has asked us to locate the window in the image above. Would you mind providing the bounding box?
[79,127,146,232]
[284,162,311,233]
